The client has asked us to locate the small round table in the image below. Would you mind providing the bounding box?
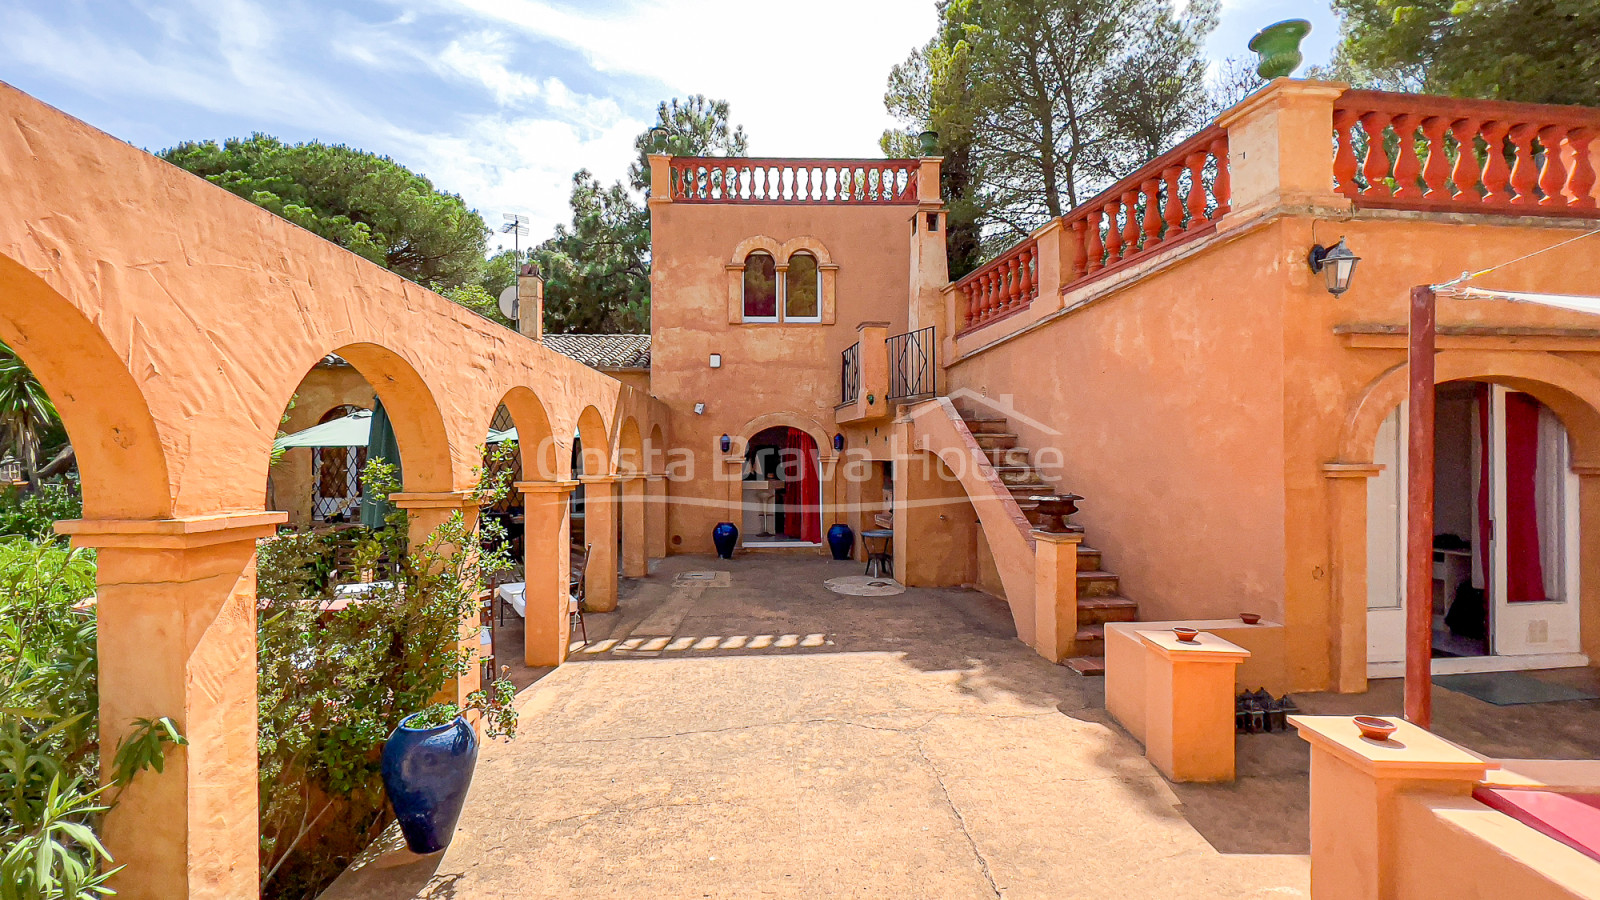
[861,529,894,578]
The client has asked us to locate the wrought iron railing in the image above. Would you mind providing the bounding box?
[840,341,861,406]
[887,326,936,400]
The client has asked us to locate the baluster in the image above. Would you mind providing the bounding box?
[1448,118,1483,200]
[1210,137,1230,216]
[1569,127,1598,209]
[1391,114,1423,198]
[1019,246,1035,302]
[1004,257,1020,311]
[1332,109,1361,197]
[1084,210,1105,274]
[1069,219,1089,281]
[1141,178,1162,246]
[1508,123,1541,205]
[1537,124,1572,208]
[1359,111,1394,197]
[1419,116,1451,196]
[1103,200,1123,262]
[1121,188,1141,254]
[1185,150,1208,222]
[1162,166,1184,236]
[1480,121,1514,203]
[982,271,998,320]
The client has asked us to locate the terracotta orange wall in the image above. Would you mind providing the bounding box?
[270,364,376,527]
[948,212,1600,691]
[650,201,914,552]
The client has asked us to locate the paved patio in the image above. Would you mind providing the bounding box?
[324,555,1310,899]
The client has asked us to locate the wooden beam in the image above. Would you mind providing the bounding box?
[1406,285,1437,728]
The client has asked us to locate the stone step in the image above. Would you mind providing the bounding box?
[984,446,1031,467]
[994,466,1044,486]
[1064,656,1106,677]
[961,417,1012,435]
[1006,481,1053,495]
[1075,569,1121,597]
[1074,623,1106,655]
[972,432,1019,450]
[1077,545,1102,569]
[1077,594,1138,626]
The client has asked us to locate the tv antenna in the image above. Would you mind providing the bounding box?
[501,213,530,258]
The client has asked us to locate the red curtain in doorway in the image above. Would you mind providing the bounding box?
[1480,387,1548,603]
[781,429,822,543]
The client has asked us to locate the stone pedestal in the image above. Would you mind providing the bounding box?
[1031,529,1083,663]
[1138,630,1251,782]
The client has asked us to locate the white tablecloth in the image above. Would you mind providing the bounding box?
[497,582,527,618]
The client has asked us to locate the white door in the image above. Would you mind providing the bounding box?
[1489,386,1583,656]
[1367,404,1407,665]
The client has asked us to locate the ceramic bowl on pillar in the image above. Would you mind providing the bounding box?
[381,713,480,854]
[712,522,739,559]
[826,523,854,560]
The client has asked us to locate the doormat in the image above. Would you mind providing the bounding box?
[1432,671,1600,706]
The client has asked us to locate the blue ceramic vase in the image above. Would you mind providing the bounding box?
[826,523,854,560]
[381,713,479,854]
[712,521,738,559]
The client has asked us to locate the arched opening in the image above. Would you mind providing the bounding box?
[742,425,821,546]
[648,423,667,476]
[1366,379,1585,673]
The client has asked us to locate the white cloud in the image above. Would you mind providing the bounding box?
[435,33,545,105]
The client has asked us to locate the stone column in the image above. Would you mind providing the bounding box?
[392,490,484,701]
[56,512,284,900]
[1291,715,1492,900]
[620,474,647,577]
[1031,529,1083,663]
[644,474,668,560]
[1324,463,1383,694]
[579,474,620,612]
[1139,631,1251,782]
[1214,79,1351,224]
[1577,467,1600,664]
[516,480,577,666]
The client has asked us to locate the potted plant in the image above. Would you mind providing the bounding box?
[1248,19,1312,79]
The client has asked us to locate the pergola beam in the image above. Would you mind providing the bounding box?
[1406,285,1437,728]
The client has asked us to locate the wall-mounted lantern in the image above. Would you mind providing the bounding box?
[720,433,732,453]
[833,433,845,452]
[1308,237,1361,296]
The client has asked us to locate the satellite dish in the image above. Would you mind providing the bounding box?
[498,285,519,321]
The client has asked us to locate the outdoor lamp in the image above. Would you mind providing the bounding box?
[720,433,732,453]
[1308,237,1361,296]
[833,433,845,452]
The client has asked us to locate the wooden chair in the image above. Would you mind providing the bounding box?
[569,543,592,644]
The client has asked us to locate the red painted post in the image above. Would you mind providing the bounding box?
[1406,285,1437,728]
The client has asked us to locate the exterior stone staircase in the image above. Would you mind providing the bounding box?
[957,406,1139,676]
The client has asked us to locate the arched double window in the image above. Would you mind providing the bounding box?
[741,250,822,322]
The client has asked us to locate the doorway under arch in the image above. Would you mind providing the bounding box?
[743,426,821,546]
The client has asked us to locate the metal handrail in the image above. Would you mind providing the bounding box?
[887,326,936,400]
[840,342,861,406]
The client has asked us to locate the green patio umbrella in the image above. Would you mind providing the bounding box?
[361,399,402,529]
[273,409,372,449]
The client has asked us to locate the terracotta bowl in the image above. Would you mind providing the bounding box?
[1173,626,1201,643]
[1239,612,1262,625]
[1353,716,1398,741]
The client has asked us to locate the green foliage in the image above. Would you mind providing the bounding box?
[0,477,82,543]
[534,96,748,334]
[255,448,518,899]
[884,0,1218,256]
[0,539,181,900]
[0,342,59,490]
[159,134,489,291]
[1331,0,1600,105]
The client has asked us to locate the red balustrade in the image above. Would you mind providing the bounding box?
[668,158,920,204]
[953,238,1037,333]
[1332,90,1600,215]
[1061,126,1229,289]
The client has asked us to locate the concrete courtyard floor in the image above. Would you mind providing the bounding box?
[323,554,1312,900]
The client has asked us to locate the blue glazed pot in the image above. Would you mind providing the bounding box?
[712,521,738,559]
[826,523,854,560]
[381,713,479,854]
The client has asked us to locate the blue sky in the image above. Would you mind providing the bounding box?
[0,0,1338,246]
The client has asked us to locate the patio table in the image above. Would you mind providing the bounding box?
[497,581,527,618]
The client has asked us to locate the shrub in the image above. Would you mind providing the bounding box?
[0,475,83,543]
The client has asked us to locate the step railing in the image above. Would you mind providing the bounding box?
[1332,89,1600,215]
[668,158,920,204]
[887,326,936,400]
[840,341,861,406]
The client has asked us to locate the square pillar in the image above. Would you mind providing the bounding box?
[645,474,668,560]
[516,480,578,665]
[1138,630,1251,782]
[1031,530,1082,663]
[56,512,284,900]
[620,475,647,577]
[392,490,484,701]
[579,474,620,612]
[1291,716,1493,900]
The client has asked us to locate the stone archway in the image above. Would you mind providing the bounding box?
[1326,349,1600,691]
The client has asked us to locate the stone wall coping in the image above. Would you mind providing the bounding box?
[1138,630,1252,661]
[1291,715,1497,780]
[513,480,579,494]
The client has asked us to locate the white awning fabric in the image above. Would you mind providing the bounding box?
[1441,286,1600,316]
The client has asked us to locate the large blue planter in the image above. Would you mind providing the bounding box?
[826,523,854,561]
[381,713,479,854]
[712,521,738,559]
